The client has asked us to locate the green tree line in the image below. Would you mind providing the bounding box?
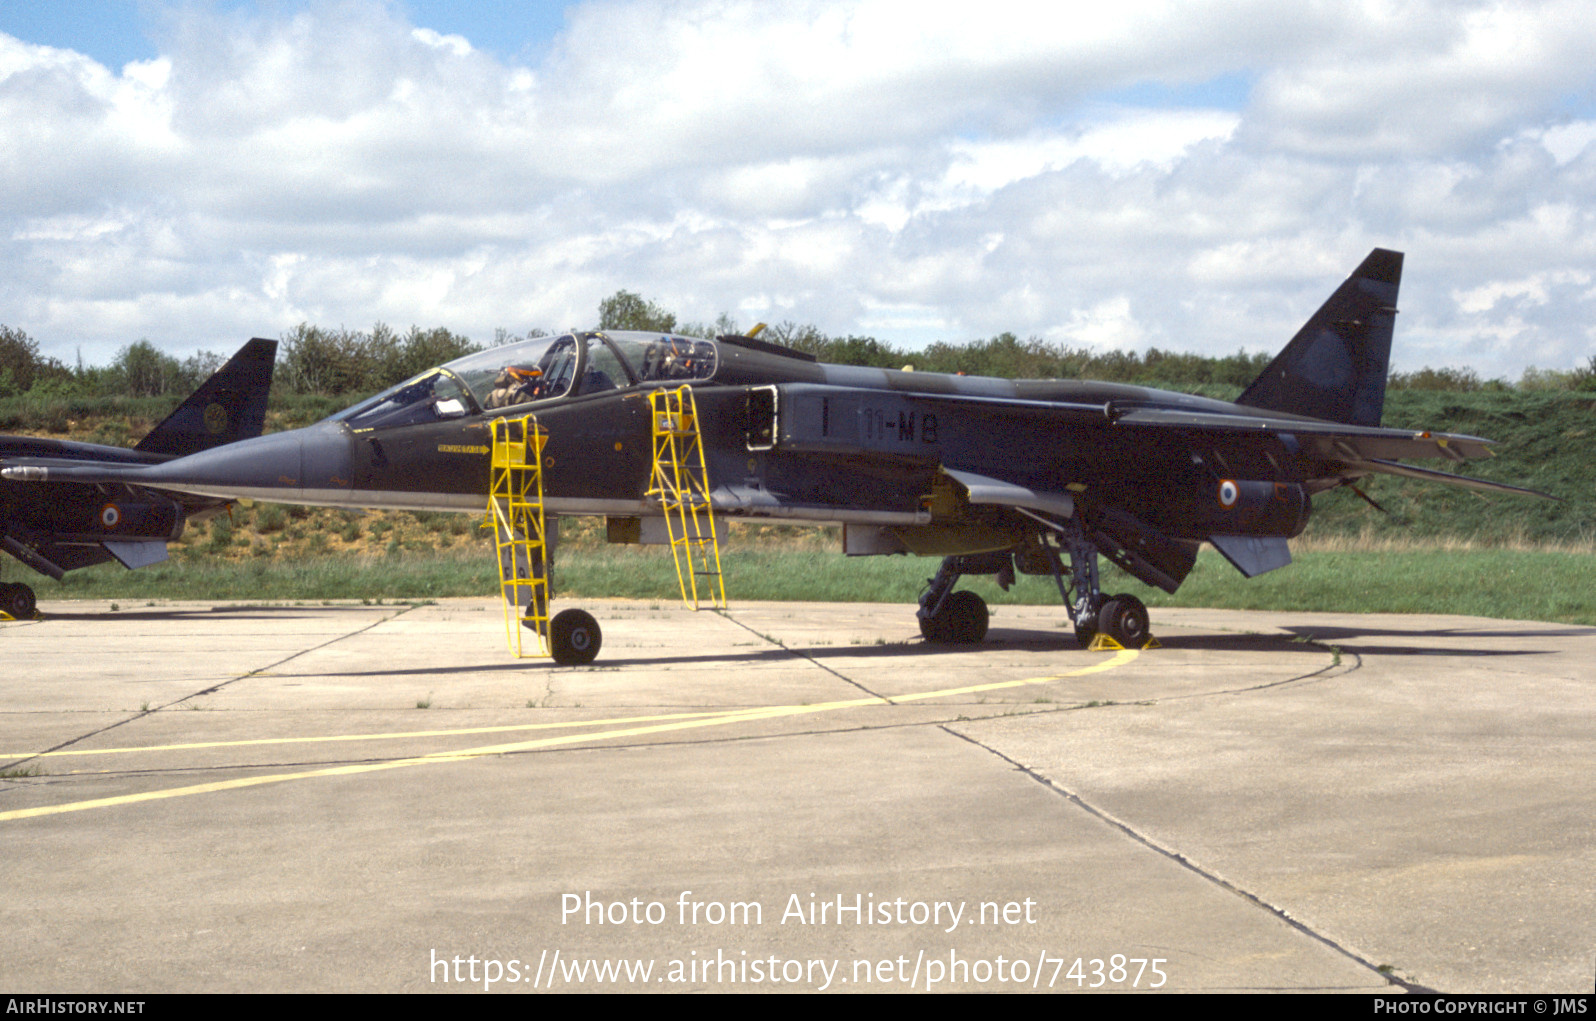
[5,291,1595,405]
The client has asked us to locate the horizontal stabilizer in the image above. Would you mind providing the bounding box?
[1352,459,1558,499]
[1210,534,1292,577]
[103,541,170,570]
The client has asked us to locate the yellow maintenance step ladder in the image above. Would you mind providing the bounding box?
[647,385,727,609]
[488,414,550,657]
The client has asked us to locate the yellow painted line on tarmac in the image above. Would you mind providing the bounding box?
[438,648,1140,759]
[0,649,1137,823]
[0,708,771,761]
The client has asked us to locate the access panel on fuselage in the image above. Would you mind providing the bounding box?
[352,418,494,502]
[527,390,655,506]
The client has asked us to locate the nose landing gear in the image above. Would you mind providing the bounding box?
[549,608,602,666]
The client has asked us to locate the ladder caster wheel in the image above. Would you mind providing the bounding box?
[550,609,602,665]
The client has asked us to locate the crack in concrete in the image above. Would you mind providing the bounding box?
[1,604,416,772]
[938,722,1433,994]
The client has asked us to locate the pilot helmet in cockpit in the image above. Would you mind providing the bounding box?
[486,365,542,409]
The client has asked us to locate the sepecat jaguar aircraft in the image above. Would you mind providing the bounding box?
[0,338,276,618]
[1,250,1549,658]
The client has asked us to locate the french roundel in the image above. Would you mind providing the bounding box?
[1217,480,1239,508]
[101,504,122,528]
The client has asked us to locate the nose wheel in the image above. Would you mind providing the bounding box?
[549,608,602,665]
[526,602,603,665]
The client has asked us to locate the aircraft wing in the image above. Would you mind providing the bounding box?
[737,380,1554,598]
[1109,406,1495,460]
[1337,458,1556,498]
[1108,407,1553,498]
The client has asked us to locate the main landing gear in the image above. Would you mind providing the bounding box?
[1088,593,1151,649]
[0,582,36,620]
[1055,519,1150,648]
[918,587,989,644]
[916,518,1153,650]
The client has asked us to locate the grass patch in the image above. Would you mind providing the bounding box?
[1129,547,1596,624]
[10,543,1594,626]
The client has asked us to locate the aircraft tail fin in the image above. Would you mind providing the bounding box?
[1236,248,1402,428]
[135,338,277,457]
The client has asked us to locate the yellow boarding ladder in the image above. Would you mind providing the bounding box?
[647,385,727,609]
[489,414,550,657]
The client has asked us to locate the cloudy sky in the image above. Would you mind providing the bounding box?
[2,0,1594,378]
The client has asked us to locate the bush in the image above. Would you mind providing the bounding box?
[255,504,287,534]
[206,516,234,553]
[279,322,481,396]
[0,325,71,396]
[1389,366,1487,391]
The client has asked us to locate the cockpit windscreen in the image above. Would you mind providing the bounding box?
[322,332,721,428]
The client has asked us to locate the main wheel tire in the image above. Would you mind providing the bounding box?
[944,590,989,644]
[549,608,601,665]
[920,590,988,644]
[1099,594,1150,648]
[1,583,35,620]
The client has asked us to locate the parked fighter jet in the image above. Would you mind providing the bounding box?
[0,339,276,617]
[1,251,1547,657]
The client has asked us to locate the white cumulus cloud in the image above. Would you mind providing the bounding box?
[0,0,1592,380]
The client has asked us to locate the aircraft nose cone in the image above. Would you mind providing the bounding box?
[139,423,353,503]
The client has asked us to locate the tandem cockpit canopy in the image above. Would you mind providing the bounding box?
[324,331,720,430]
